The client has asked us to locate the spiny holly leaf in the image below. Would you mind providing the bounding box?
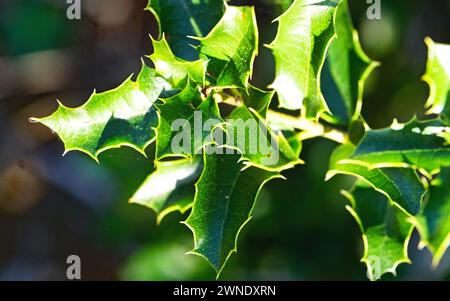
[327,144,426,216]
[129,157,202,224]
[350,119,450,172]
[409,167,450,267]
[149,35,207,88]
[146,0,225,60]
[225,106,303,172]
[184,150,281,276]
[195,4,258,89]
[30,64,167,161]
[321,0,379,125]
[234,85,275,117]
[423,38,450,120]
[268,0,340,118]
[156,82,222,160]
[343,183,414,281]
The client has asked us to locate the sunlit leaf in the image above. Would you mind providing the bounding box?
[423,38,450,120]
[30,64,166,161]
[350,119,450,171]
[327,144,426,216]
[321,0,379,125]
[196,4,258,88]
[130,157,202,224]
[149,35,207,88]
[155,81,222,159]
[146,0,225,60]
[409,167,450,267]
[268,0,340,118]
[225,105,304,172]
[343,183,413,281]
[184,150,281,276]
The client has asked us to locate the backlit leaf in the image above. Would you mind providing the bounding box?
[30,64,166,161]
[268,0,340,118]
[409,167,450,267]
[149,35,207,88]
[130,157,202,224]
[146,0,225,60]
[184,150,281,275]
[423,38,450,120]
[196,4,258,89]
[321,0,379,125]
[327,144,427,216]
[343,183,414,281]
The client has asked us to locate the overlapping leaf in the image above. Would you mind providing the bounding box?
[146,0,225,60]
[225,106,303,172]
[343,183,414,281]
[184,150,281,275]
[321,0,379,125]
[423,38,450,120]
[149,36,207,88]
[130,157,202,224]
[268,0,340,118]
[156,81,222,159]
[234,85,275,117]
[327,144,426,216]
[196,4,258,88]
[30,64,167,161]
[409,168,450,267]
[349,119,450,172]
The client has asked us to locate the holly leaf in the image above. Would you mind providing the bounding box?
[350,119,450,172]
[225,105,304,172]
[148,35,207,88]
[129,157,202,224]
[30,64,167,161]
[423,38,450,120]
[184,150,281,276]
[408,167,450,267]
[146,0,225,60]
[327,144,427,216]
[268,0,340,118]
[156,82,222,160]
[234,85,275,117]
[195,4,258,89]
[321,0,379,125]
[343,183,414,281]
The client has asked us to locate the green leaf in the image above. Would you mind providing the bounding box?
[129,157,202,224]
[343,183,414,281]
[275,0,294,12]
[234,85,275,117]
[327,144,427,216]
[30,64,166,161]
[184,150,281,276]
[146,0,225,60]
[225,105,304,172]
[156,82,222,159]
[268,0,340,118]
[195,4,258,89]
[350,119,450,172]
[409,167,450,267]
[321,0,379,125]
[423,38,450,120]
[149,35,207,88]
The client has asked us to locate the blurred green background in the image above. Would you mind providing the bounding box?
[0,0,449,280]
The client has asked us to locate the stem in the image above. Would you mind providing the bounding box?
[266,110,347,144]
[215,92,348,144]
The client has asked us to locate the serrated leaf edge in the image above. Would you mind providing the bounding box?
[182,148,283,278]
[341,190,412,281]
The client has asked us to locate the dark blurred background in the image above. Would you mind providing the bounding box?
[0,0,449,280]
